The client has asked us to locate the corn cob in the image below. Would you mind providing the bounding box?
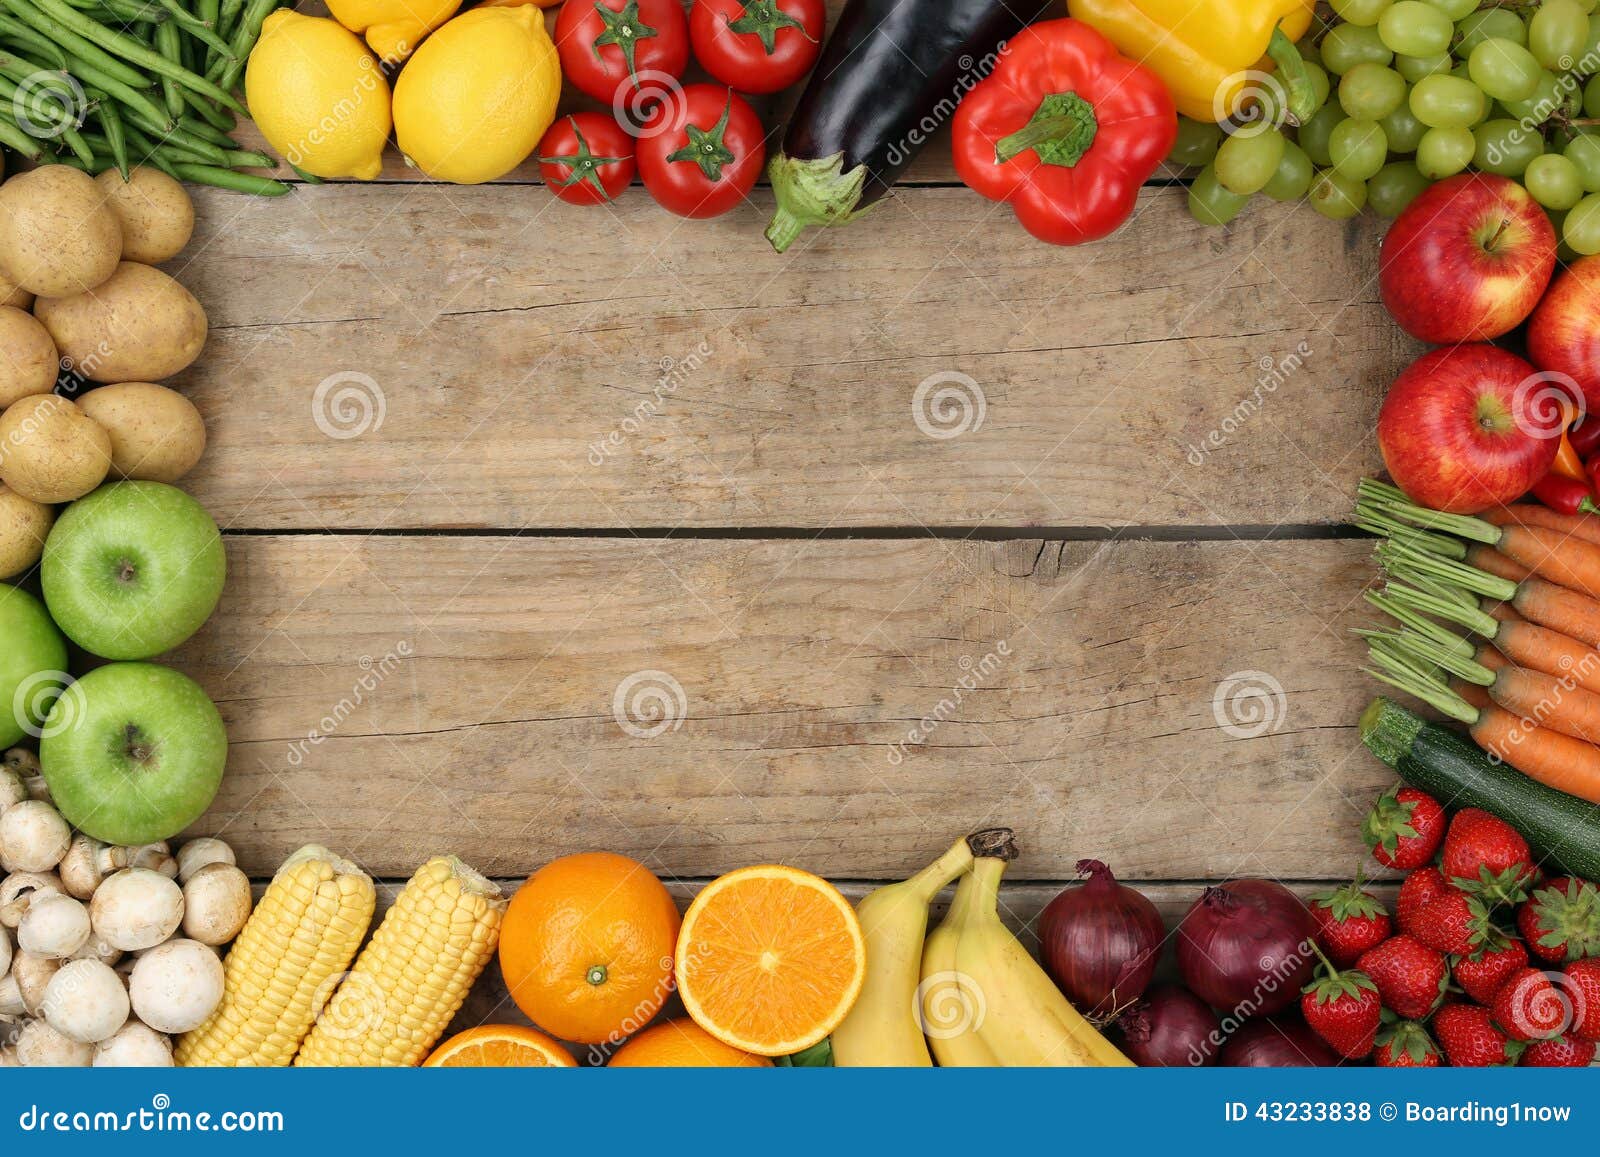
[293,856,506,1067]
[175,845,375,1067]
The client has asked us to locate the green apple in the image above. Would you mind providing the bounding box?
[40,662,227,844]
[42,481,225,660]
[0,583,68,748]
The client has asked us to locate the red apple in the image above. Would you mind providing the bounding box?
[1379,173,1555,343]
[1528,256,1600,413]
[1377,344,1560,513]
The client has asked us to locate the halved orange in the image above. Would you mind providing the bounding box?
[607,1019,771,1067]
[423,1024,577,1067]
[675,865,865,1057]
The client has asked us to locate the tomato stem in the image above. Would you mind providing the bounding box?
[591,0,659,87]
[667,91,738,180]
[726,0,813,54]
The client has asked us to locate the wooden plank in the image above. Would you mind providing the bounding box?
[173,185,1412,530]
[174,534,1386,881]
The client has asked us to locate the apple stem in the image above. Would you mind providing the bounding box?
[1485,217,1512,251]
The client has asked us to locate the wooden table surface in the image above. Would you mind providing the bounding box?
[157,7,1429,1025]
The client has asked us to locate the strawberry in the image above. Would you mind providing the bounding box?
[1491,967,1571,1040]
[1520,1035,1598,1067]
[1452,934,1529,1005]
[1439,808,1538,904]
[1434,1003,1523,1066]
[1372,1017,1441,1067]
[1301,959,1382,1060]
[1395,866,1449,937]
[1357,935,1448,1020]
[1363,786,1446,870]
[1410,887,1494,956]
[1310,874,1392,968]
[1514,877,1600,963]
[1561,958,1600,1042]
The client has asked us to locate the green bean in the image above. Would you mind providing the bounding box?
[58,120,94,165]
[176,113,232,147]
[169,162,288,195]
[64,52,169,129]
[214,0,274,90]
[0,108,44,159]
[216,0,243,45]
[154,0,232,60]
[0,0,150,90]
[121,102,229,162]
[96,94,128,177]
[221,148,271,167]
[29,0,245,113]
[152,17,181,119]
[119,119,178,175]
[0,15,68,67]
[178,88,233,133]
[290,164,324,185]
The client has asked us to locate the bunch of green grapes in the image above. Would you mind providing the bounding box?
[1179,0,1600,253]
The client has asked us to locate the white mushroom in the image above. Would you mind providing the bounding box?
[66,933,120,967]
[0,1044,16,1065]
[181,863,251,946]
[175,838,235,884]
[0,871,60,927]
[0,801,70,873]
[0,925,11,977]
[17,892,89,958]
[16,1018,93,1066]
[129,939,224,1034]
[89,869,183,951]
[2,749,49,805]
[93,1020,172,1068]
[59,837,177,899]
[0,766,24,813]
[43,958,129,1043]
[0,951,59,1015]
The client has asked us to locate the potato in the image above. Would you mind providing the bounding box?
[95,168,195,265]
[0,306,57,408]
[0,265,31,311]
[34,262,207,383]
[77,382,206,483]
[0,395,112,503]
[0,484,53,579]
[0,168,121,297]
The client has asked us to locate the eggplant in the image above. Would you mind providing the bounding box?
[764,0,1049,252]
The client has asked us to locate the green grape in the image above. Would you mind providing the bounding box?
[1473,118,1544,175]
[1577,0,1600,15]
[1379,0,1455,55]
[1526,152,1586,208]
[1263,139,1315,199]
[1368,160,1432,215]
[1298,36,1324,67]
[1456,8,1528,53]
[1565,133,1600,191]
[1467,39,1543,101]
[1564,192,1600,252]
[1215,127,1286,193]
[1309,167,1369,217]
[1169,116,1223,166]
[1380,101,1427,151]
[1586,73,1600,117]
[1340,62,1409,118]
[1189,163,1251,226]
[1410,73,1489,126]
[1423,0,1476,18]
[1396,52,1453,81]
[1298,103,1348,166]
[1330,117,1390,178]
[1416,125,1477,176]
[1303,61,1333,112]
[1333,0,1393,25]
[1582,13,1600,67]
[1530,0,1590,70]
[1323,23,1395,73]
[1502,71,1566,121]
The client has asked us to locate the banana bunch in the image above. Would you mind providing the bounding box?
[833,828,1132,1067]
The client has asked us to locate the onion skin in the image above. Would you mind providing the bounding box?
[1118,985,1222,1067]
[1221,1016,1341,1067]
[1039,859,1164,1018]
[1176,879,1317,1018]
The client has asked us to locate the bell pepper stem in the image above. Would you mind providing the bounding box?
[994,91,1098,166]
[1265,26,1315,126]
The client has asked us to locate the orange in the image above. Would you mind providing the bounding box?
[423,1024,576,1067]
[498,852,681,1046]
[675,865,865,1057]
[607,1019,771,1068]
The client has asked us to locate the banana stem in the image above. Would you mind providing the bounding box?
[967,853,1008,917]
[904,835,980,904]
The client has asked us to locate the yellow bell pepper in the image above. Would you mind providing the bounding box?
[1065,0,1316,123]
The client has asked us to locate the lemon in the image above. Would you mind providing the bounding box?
[325,0,462,63]
[245,11,391,181]
[392,6,561,185]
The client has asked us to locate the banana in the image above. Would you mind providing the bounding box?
[831,833,978,1066]
[920,867,1002,1067]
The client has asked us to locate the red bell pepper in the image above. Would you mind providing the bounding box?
[951,19,1176,246]
[1573,413,1600,459]
[1534,471,1599,516]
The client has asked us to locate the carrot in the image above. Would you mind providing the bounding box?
[1468,705,1600,805]
[1451,679,1492,710]
[1466,544,1531,584]
[1485,600,1525,623]
[1492,621,1600,695]
[1485,504,1600,547]
[1484,664,1600,743]
[1511,577,1600,648]
[1495,523,1600,599]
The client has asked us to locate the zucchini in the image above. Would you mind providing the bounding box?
[1361,698,1600,881]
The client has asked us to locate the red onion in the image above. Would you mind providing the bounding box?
[1038,859,1164,1019]
[1117,985,1222,1067]
[1221,1016,1340,1067]
[1176,879,1316,1018]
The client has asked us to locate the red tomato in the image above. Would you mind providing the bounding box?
[555,0,690,107]
[536,114,637,205]
[689,0,824,95]
[637,85,766,219]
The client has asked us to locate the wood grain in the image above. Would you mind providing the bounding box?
[174,534,1386,882]
[171,184,1411,531]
